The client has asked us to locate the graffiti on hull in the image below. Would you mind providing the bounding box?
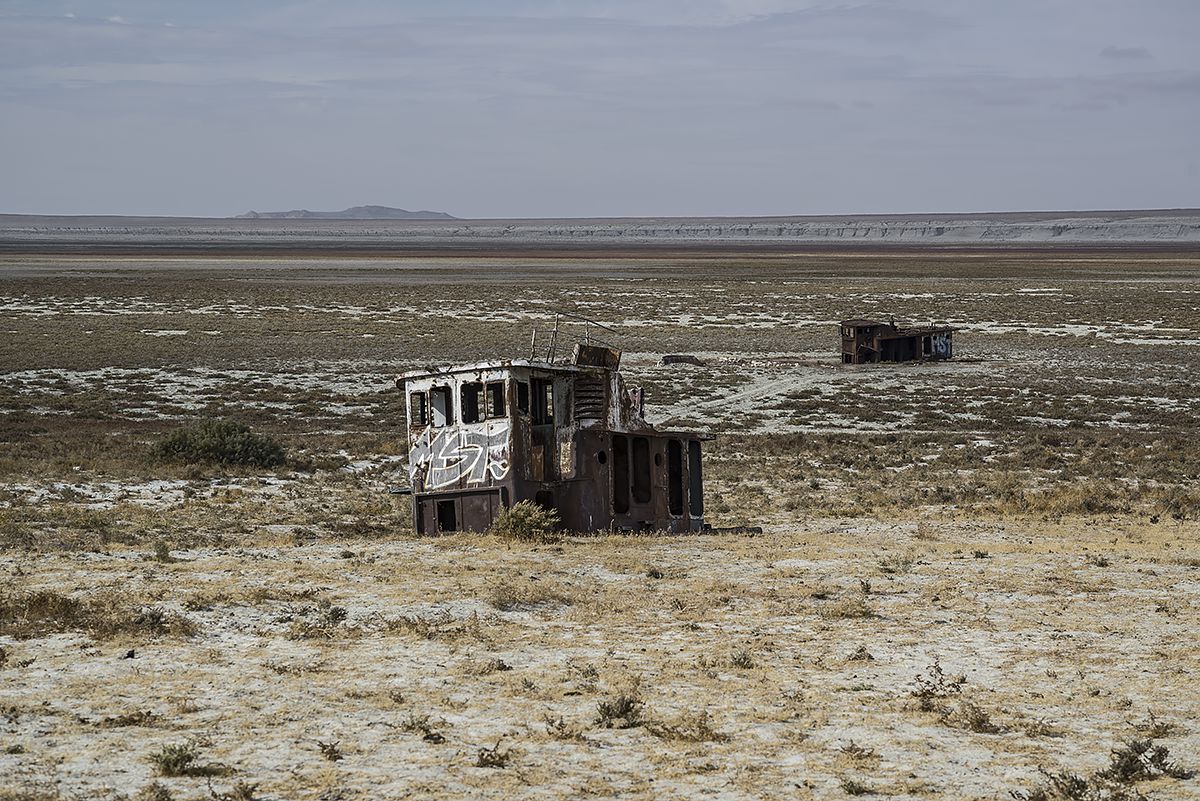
[409,422,511,490]
[928,333,952,357]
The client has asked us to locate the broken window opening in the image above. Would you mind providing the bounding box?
[667,440,684,516]
[688,440,704,517]
[632,436,651,504]
[612,435,630,514]
[436,499,458,533]
[409,392,428,427]
[430,386,453,427]
[486,381,506,418]
[461,382,484,424]
[516,381,530,415]
[532,378,554,425]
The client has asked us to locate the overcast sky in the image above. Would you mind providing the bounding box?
[1,1,1197,217]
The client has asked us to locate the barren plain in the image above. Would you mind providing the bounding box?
[2,238,1199,800]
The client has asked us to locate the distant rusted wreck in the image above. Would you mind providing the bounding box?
[399,344,707,535]
[840,319,955,364]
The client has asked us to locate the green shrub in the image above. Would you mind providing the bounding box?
[156,420,284,468]
[487,501,560,543]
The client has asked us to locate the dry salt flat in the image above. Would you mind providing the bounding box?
[2,519,1198,801]
[3,236,1200,800]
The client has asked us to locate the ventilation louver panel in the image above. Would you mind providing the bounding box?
[574,375,607,420]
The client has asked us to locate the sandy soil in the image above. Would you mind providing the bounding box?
[3,519,1198,801]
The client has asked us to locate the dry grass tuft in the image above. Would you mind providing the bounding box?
[133,782,174,801]
[818,588,876,619]
[384,610,486,641]
[941,701,1005,734]
[646,710,728,743]
[487,501,561,544]
[0,589,197,640]
[488,578,576,611]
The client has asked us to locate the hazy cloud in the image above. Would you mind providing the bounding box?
[1,1,1197,216]
[1101,45,1153,61]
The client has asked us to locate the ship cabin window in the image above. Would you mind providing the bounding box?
[461,382,484,424]
[431,386,453,427]
[668,439,684,516]
[688,440,704,517]
[409,392,428,427]
[612,435,629,514]
[531,378,554,425]
[487,381,506,418]
[632,436,651,504]
[516,381,530,415]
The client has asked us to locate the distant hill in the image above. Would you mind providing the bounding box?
[235,205,455,220]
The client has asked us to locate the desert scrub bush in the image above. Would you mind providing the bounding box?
[133,783,174,801]
[840,778,876,796]
[544,714,586,742]
[941,701,1005,734]
[98,709,157,728]
[287,601,351,640]
[1011,739,1193,800]
[1097,739,1193,782]
[838,742,880,767]
[910,659,965,713]
[1131,712,1185,738]
[646,710,728,743]
[463,657,511,676]
[1009,772,1135,801]
[877,551,917,575]
[595,684,645,730]
[207,782,259,801]
[728,649,755,669]
[486,501,561,543]
[156,419,284,468]
[475,740,512,768]
[399,712,447,744]
[0,589,197,640]
[148,740,228,777]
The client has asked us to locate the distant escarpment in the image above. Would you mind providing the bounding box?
[235,205,455,220]
[2,210,1199,251]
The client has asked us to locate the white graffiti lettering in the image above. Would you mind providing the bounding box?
[409,422,511,490]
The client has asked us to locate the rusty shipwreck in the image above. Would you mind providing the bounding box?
[399,344,707,534]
